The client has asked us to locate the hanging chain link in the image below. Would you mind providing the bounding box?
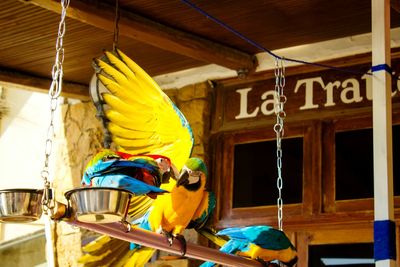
[113,0,120,51]
[273,57,286,231]
[41,0,70,215]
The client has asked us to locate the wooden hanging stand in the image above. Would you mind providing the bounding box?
[66,219,265,267]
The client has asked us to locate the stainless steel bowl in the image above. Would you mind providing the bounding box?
[65,187,133,224]
[0,189,43,223]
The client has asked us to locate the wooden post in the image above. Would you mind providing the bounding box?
[372,0,396,266]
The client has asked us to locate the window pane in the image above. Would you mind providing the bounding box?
[309,243,374,267]
[335,125,400,200]
[233,137,303,208]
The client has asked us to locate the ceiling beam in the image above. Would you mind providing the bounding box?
[0,68,90,101]
[26,0,257,74]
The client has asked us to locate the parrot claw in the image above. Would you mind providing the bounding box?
[162,231,187,256]
[121,220,131,233]
[174,234,187,256]
[162,230,174,246]
[255,258,278,267]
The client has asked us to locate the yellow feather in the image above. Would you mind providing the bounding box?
[98,74,148,107]
[82,235,112,253]
[113,136,163,148]
[96,59,130,88]
[116,49,162,94]
[127,195,154,220]
[112,250,135,267]
[78,251,112,264]
[107,123,154,139]
[104,51,135,81]
[103,52,160,103]
[105,110,157,130]
[198,228,228,248]
[122,247,156,267]
[103,93,156,120]
[118,146,153,155]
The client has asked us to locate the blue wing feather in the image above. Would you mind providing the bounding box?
[129,210,152,250]
[91,175,167,195]
[218,226,292,251]
[199,239,246,267]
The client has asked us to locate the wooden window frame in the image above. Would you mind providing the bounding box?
[212,111,400,228]
[213,121,321,228]
[322,113,400,214]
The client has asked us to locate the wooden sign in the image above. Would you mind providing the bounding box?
[213,60,400,132]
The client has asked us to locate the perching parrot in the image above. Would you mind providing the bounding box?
[124,157,214,265]
[78,49,209,266]
[199,225,298,267]
[80,158,216,267]
[148,158,210,246]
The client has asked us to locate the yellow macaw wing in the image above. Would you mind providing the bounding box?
[79,236,130,267]
[197,227,228,248]
[122,247,156,267]
[94,49,194,172]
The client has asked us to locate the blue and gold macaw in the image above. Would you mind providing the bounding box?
[122,157,215,266]
[78,49,215,266]
[199,225,298,267]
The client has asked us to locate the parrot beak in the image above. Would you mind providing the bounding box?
[161,168,174,184]
[176,170,189,187]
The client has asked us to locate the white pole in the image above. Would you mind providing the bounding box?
[372,0,396,266]
[44,215,56,267]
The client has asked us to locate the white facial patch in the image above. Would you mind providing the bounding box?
[182,166,201,184]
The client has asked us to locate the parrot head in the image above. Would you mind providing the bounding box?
[137,154,175,184]
[177,157,207,191]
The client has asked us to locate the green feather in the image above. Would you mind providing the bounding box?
[186,157,208,177]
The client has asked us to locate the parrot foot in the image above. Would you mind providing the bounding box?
[162,230,174,246]
[162,231,187,256]
[174,234,187,256]
[121,220,131,233]
[255,258,279,267]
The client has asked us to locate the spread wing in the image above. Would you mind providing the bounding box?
[79,49,195,266]
[94,49,194,173]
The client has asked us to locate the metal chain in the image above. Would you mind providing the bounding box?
[113,0,120,51]
[273,57,286,231]
[41,0,70,214]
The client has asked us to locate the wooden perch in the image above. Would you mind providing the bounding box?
[69,220,265,267]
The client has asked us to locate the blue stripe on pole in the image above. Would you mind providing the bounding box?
[371,64,392,73]
[374,220,396,261]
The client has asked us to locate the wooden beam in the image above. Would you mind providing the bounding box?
[0,68,90,101]
[217,47,400,88]
[26,0,257,73]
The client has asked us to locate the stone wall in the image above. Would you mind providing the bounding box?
[54,102,104,267]
[0,230,46,267]
[54,81,212,266]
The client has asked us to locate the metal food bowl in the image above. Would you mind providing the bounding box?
[65,187,133,224]
[0,189,43,223]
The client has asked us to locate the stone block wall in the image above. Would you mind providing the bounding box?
[54,81,212,266]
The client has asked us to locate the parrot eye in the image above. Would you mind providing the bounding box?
[103,155,119,161]
[187,171,201,184]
